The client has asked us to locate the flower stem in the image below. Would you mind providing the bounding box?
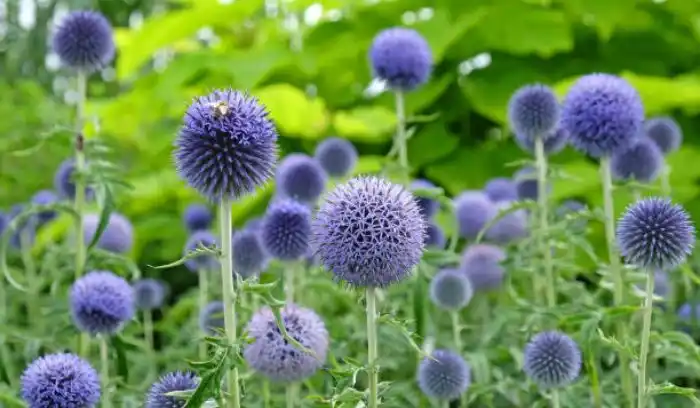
[286,383,298,408]
[198,268,208,360]
[144,309,154,352]
[450,311,462,352]
[285,262,295,303]
[20,229,40,329]
[394,90,408,185]
[100,336,112,408]
[263,379,271,408]
[551,389,561,408]
[660,162,671,197]
[219,199,241,408]
[535,138,555,307]
[637,268,655,408]
[74,70,89,358]
[366,287,379,408]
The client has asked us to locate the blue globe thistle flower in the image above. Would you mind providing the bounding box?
[461,244,506,291]
[183,203,212,232]
[70,270,135,335]
[145,371,199,408]
[484,177,518,202]
[523,331,582,388]
[313,176,426,288]
[83,212,134,254]
[560,73,644,158]
[515,127,568,156]
[314,137,358,178]
[485,202,528,244]
[369,27,432,91]
[261,199,311,261]
[424,222,446,249]
[232,228,268,278]
[132,279,167,311]
[645,116,682,155]
[514,166,550,201]
[244,304,329,382]
[276,154,327,204]
[617,198,695,269]
[411,179,440,219]
[430,269,473,311]
[611,138,663,183]
[507,84,559,142]
[174,89,278,201]
[54,159,92,200]
[417,349,471,400]
[454,191,496,240]
[31,190,58,225]
[199,301,224,335]
[51,10,115,71]
[184,230,219,272]
[21,352,100,408]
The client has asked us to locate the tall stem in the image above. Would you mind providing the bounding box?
[394,90,408,184]
[144,309,154,351]
[366,287,379,408]
[198,268,208,360]
[21,229,40,329]
[450,311,462,352]
[600,157,634,407]
[285,262,295,303]
[637,268,655,408]
[286,383,298,408]
[100,337,112,408]
[660,162,671,197]
[263,379,271,408]
[74,70,89,358]
[551,389,561,408]
[219,199,241,408]
[535,138,555,307]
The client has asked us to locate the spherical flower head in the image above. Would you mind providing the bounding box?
[523,331,582,388]
[561,73,644,158]
[508,84,559,142]
[21,352,100,408]
[617,198,695,269]
[424,222,446,249]
[611,138,663,183]
[146,371,199,408]
[514,166,549,201]
[645,116,682,154]
[461,244,506,291]
[515,127,569,156]
[132,279,166,311]
[484,178,518,202]
[32,190,58,224]
[314,137,358,178]
[276,154,327,204]
[430,269,473,311]
[232,228,268,278]
[199,301,224,335]
[411,179,440,219]
[417,349,471,400]
[51,10,115,71]
[485,201,528,244]
[54,158,94,200]
[261,199,311,261]
[70,270,135,335]
[83,212,134,254]
[313,176,426,288]
[454,191,496,240]
[244,304,329,382]
[369,27,432,91]
[174,89,278,201]
[183,203,212,232]
[184,230,219,272]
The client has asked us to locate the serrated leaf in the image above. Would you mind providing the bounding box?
[86,185,115,252]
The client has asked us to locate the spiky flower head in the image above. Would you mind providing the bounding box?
[561,73,644,158]
[313,176,425,288]
[611,138,663,183]
[515,127,568,156]
[645,116,682,154]
[411,179,440,219]
[485,201,528,244]
[132,279,167,311]
[51,10,114,71]
[83,212,134,254]
[617,198,695,269]
[145,371,199,408]
[232,228,268,278]
[417,349,471,400]
[507,84,559,142]
[454,191,496,240]
[430,269,473,311]
[261,199,311,261]
[484,177,517,202]
[184,230,219,272]
[276,154,327,204]
[70,271,135,335]
[461,244,506,291]
[21,353,100,408]
[523,331,581,388]
[54,158,92,200]
[199,301,224,335]
[424,222,446,249]
[32,190,58,224]
[174,89,278,201]
[314,137,358,178]
[183,203,212,232]
[369,27,432,91]
[244,304,329,382]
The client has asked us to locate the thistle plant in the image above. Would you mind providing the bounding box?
[611,138,663,200]
[133,278,167,352]
[523,331,582,407]
[429,268,473,351]
[275,154,327,205]
[314,137,358,179]
[484,177,518,203]
[644,117,682,196]
[146,371,200,408]
[454,191,496,240]
[184,203,213,233]
[417,349,471,404]
[83,212,134,254]
[21,353,101,408]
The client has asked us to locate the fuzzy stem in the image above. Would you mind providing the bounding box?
[660,162,671,197]
[286,383,298,408]
[394,90,408,184]
[100,336,112,408]
[366,287,379,408]
[198,268,208,360]
[637,268,655,408]
[285,262,295,303]
[450,311,462,352]
[535,138,555,307]
[551,389,561,408]
[219,199,240,408]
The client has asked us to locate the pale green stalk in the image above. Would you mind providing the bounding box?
[366,287,379,408]
[198,268,208,359]
[551,389,561,408]
[74,70,89,358]
[637,268,655,408]
[285,262,295,303]
[100,336,112,408]
[263,379,271,408]
[286,383,298,408]
[219,199,240,408]
[20,229,40,329]
[394,90,408,182]
[144,309,154,352]
[450,311,462,352]
[660,162,671,197]
[535,138,555,307]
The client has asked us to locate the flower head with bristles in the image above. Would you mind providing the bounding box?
[523,331,581,388]
[508,84,559,142]
[51,10,115,71]
[21,353,101,408]
[369,27,432,91]
[417,349,471,400]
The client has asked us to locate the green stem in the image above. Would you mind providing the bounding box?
[75,70,88,358]
[263,379,271,408]
[394,90,408,184]
[450,311,462,352]
[198,268,208,360]
[551,389,561,408]
[144,309,154,352]
[219,199,241,408]
[286,383,298,408]
[100,337,112,408]
[637,268,655,408]
[535,138,555,307]
[366,287,379,408]
[20,229,40,328]
[586,349,603,408]
[660,162,671,197]
[285,262,295,303]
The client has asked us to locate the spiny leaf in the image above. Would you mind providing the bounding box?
[150,244,220,270]
[270,306,318,359]
[184,344,231,407]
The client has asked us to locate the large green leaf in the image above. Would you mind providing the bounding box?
[333,106,397,142]
[256,84,329,139]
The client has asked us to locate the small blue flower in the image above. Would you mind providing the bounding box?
[183,203,212,232]
[199,301,224,335]
[52,10,115,71]
[31,190,58,225]
[454,191,495,240]
[21,353,101,408]
[132,279,167,311]
[430,269,473,311]
[184,230,219,272]
[232,228,268,278]
[70,271,135,335]
[523,331,581,388]
[508,84,559,143]
[276,154,327,204]
[411,179,440,219]
[54,159,93,200]
[461,244,506,291]
[314,137,358,178]
[417,349,470,400]
[83,212,134,254]
[261,199,311,261]
[645,116,682,155]
[483,178,518,202]
[424,222,446,249]
[369,27,432,91]
[514,166,549,201]
[611,138,663,183]
[485,202,528,244]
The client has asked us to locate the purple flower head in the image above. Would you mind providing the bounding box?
[199,301,224,335]
[313,176,426,288]
[70,271,135,335]
[132,279,166,311]
[314,137,358,178]
[54,159,93,200]
[424,222,446,249]
[51,10,114,71]
[244,304,329,382]
[523,331,581,388]
[145,371,199,408]
[245,216,263,233]
[485,202,528,244]
[183,203,212,232]
[484,178,518,202]
[276,154,327,204]
[645,116,682,155]
[617,198,695,269]
[454,191,496,240]
[514,166,549,201]
[611,138,663,183]
[184,230,219,272]
[461,244,506,291]
[261,199,311,261]
[430,268,473,311]
[174,89,278,201]
[370,27,432,91]
[508,84,559,142]
[83,212,134,254]
[561,73,644,158]
[21,353,100,408]
[417,349,471,400]
[515,127,569,156]
[410,179,439,219]
[32,190,58,224]
[232,228,268,278]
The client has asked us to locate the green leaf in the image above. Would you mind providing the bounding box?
[86,185,115,252]
[255,84,328,139]
[407,121,459,170]
[0,389,26,408]
[563,0,637,40]
[333,106,397,142]
[110,335,132,382]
